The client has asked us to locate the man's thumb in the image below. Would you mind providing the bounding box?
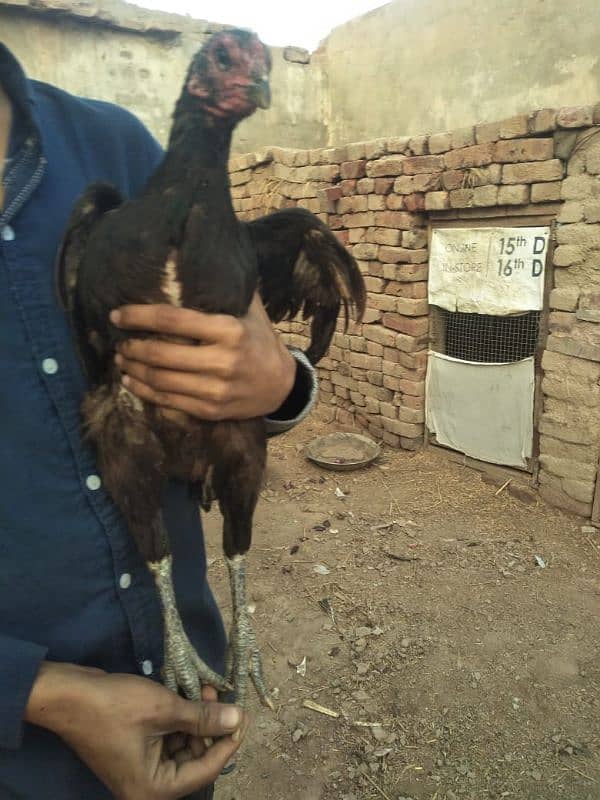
[175,698,244,739]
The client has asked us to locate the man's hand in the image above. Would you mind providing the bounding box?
[25,662,246,800]
[110,293,296,421]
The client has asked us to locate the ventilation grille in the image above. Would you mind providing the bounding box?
[435,309,541,363]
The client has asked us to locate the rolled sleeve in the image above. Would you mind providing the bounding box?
[265,347,318,436]
[0,634,48,750]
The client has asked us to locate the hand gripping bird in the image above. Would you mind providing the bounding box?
[57,28,365,709]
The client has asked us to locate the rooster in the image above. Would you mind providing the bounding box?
[57,28,365,708]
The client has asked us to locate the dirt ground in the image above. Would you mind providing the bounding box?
[205,417,600,800]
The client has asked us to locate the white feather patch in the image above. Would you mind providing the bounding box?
[162,251,182,307]
[118,382,143,412]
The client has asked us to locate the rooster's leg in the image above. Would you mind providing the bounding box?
[226,554,274,710]
[149,555,231,699]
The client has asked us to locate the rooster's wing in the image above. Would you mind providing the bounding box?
[245,207,366,364]
[56,182,124,384]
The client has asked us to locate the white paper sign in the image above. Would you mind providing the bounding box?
[429,227,549,315]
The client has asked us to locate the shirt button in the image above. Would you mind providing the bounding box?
[86,474,102,491]
[42,358,59,375]
[1,225,15,242]
[142,660,154,676]
[119,573,132,590]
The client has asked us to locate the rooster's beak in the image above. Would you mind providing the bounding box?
[249,78,271,110]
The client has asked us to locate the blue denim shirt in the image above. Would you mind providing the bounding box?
[0,45,315,798]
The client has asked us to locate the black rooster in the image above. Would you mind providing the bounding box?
[58,29,365,708]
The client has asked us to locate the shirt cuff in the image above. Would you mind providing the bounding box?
[0,634,48,749]
[264,347,318,436]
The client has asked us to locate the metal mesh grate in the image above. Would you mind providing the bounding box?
[437,309,541,363]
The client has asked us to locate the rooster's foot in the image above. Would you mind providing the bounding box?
[149,556,231,700]
[226,555,274,710]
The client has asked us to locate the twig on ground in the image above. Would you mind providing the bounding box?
[302,699,339,718]
[364,772,393,800]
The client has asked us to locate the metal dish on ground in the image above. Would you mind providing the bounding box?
[304,432,381,471]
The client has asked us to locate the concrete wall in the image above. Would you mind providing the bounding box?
[0,0,326,153]
[323,0,600,145]
[4,0,600,154]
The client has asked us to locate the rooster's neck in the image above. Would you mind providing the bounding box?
[152,110,234,192]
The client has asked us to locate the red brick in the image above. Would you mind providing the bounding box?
[383,375,404,391]
[475,121,501,144]
[404,193,426,212]
[379,246,414,263]
[364,276,386,292]
[353,243,378,260]
[400,436,423,450]
[342,212,376,228]
[403,394,425,409]
[395,297,429,316]
[374,211,424,229]
[382,419,423,437]
[374,177,395,194]
[502,160,564,184]
[367,341,384,356]
[499,114,530,139]
[368,195,387,211]
[394,174,443,194]
[366,228,403,246]
[444,143,494,170]
[363,324,397,347]
[383,263,428,282]
[451,126,476,149]
[348,228,366,243]
[367,261,385,278]
[531,181,562,202]
[381,313,429,336]
[399,350,428,370]
[367,294,397,312]
[399,406,425,424]
[396,333,429,353]
[340,160,367,180]
[494,138,554,162]
[340,179,357,196]
[557,105,594,128]
[366,156,406,177]
[402,155,445,174]
[425,191,450,210]
[381,347,399,363]
[387,281,428,299]
[386,194,405,210]
[399,379,425,397]
[356,178,375,194]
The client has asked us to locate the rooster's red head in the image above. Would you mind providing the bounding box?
[185,29,271,121]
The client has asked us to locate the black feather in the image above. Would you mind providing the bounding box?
[246,207,366,364]
[55,182,123,382]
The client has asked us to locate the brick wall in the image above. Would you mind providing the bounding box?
[230,104,600,520]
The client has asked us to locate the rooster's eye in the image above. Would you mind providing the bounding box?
[215,46,231,71]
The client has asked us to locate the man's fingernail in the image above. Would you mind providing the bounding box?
[115,354,123,367]
[110,310,121,325]
[221,706,241,730]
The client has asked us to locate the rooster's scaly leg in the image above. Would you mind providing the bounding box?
[226,554,274,709]
[149,555,231,699]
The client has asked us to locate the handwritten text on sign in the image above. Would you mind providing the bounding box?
[429,227,550,315]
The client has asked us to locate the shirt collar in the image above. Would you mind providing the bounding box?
[0,43,38,140]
